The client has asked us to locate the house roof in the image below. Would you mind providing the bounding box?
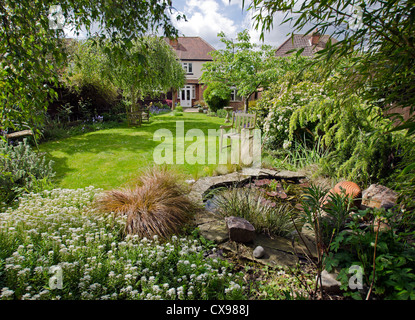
[275,33,338,57]
[165,37,215,61]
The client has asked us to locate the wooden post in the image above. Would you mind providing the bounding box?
[130,87,142,127]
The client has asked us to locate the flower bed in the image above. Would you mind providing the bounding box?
[0,187,245,300]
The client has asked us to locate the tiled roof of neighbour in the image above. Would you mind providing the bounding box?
[165,37,215,61]
[275,34,338,57]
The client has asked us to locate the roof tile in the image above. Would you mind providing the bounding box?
[165,37,215,61]
[275,34,337,57]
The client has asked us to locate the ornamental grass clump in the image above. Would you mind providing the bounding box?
[212,186,297,238]
[97,167,200,239]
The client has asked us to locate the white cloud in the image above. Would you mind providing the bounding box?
[245,0,337,48]
[172,0,293,49]
[245,7,295,48]
[173,0,239,48]
[220,0,244,7]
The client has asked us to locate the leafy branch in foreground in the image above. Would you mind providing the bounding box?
[245,0,415,131]
[1,0,183,134]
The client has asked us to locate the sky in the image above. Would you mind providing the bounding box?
[170,0,296,49]
[62,0,304,50]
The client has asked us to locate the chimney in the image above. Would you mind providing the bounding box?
[310,29,320,46]
[169,38,178,48]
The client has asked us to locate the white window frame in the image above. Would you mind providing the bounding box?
[178,85,195,100]
[230,88,242,102]
[182,62,193,74]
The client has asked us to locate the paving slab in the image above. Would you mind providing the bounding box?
[220,240,299,268]
[198,219,229,244]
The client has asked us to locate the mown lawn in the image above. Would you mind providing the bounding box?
[40,112,228,190]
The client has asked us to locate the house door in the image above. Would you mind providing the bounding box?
[180,85,193,107]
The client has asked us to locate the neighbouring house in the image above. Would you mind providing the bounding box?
[165,37,216,108]
[275,30,338,57]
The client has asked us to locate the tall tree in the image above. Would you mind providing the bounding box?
[0,0,183,134]
[201,30,280,112]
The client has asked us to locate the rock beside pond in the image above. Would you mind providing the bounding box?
[361,184,400,232]
[253,246,265,258]
[219,233,302,267]
[225,216,255,243]
[362,184,398,209]
[320,270,342,294]
[198,218,229,244]
[301,222,315,239]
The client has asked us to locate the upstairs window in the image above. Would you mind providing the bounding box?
[182,62,193,74]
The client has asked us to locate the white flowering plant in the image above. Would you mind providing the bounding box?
[0,187,245,300]
[259,80,325,151]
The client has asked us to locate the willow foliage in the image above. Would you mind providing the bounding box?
[105,36,185,111]
[69,36,185,114]
[262,74,404,185]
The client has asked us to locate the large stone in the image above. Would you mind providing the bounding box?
[274,170,306,180]
[188,191,203,205]
[320,270,341,294]
[194,210,218,226]
[198,219,229,244]
[192,172,249,201]
[295,226,319,259]
[225,216,255,243]
[251,233,296,255]
[362,184,398,209]
[253,246,265,258]
[219,232,305,267]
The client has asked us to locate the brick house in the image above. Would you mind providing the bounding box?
[165,37,216,108]
[275,31,338,57]
[165,33,339,111]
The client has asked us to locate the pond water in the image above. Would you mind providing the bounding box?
[204,177,309,215]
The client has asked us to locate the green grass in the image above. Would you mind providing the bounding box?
[40,112,228,190]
